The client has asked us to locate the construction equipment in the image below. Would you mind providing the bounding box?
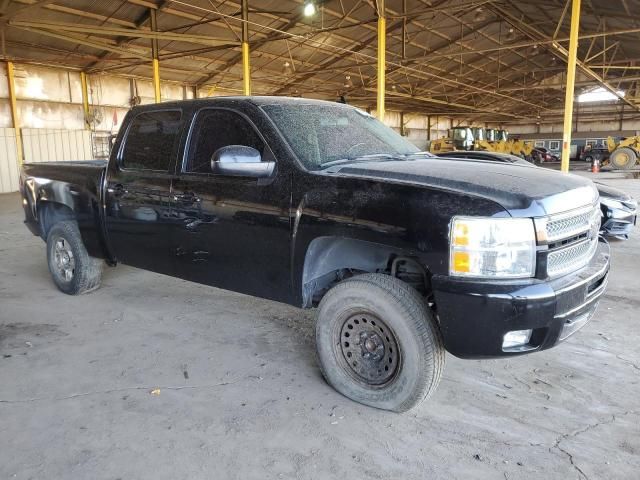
[607,136,640,170]
[475,130,533,158]
[430,126,533,158]
[429,126,474,153]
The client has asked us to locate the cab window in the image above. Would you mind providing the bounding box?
[121,110,182,171]
[184,109,266,174]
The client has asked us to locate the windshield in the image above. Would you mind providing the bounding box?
[262,103,419,170]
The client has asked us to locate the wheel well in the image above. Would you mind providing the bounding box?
[301,237,431,307]
[37,201,76,239]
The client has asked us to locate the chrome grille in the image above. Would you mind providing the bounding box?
[539,206,601,277]
[547,238,598,277]
[545,206,596,242]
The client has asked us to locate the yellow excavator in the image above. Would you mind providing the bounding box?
[607,136,640,170]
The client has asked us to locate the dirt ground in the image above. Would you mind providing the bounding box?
[1,170,638,480]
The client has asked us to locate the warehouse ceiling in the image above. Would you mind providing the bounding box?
[1,0,639,122]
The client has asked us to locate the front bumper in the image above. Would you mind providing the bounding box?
[432,238,610,359]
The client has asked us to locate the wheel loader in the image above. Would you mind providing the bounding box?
[607,136,640,170]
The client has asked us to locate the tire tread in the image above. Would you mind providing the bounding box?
[316,273,445,412]
[46,220,103,295]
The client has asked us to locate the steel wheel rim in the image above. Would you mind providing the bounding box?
[53,237,75,282]
[337,312,400,387]
[618,152,630,165]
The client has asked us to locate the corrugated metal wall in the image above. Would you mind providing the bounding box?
[0,128,20,194]
[22,128,93,163]
[0,128,93,194]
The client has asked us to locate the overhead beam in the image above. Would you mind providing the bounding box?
[196,8,306,86]
[8,19,231,46]
[413,26,640,60]
[9,25,150,60]
[493,5,640,112]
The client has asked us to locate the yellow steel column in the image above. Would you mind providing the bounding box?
[560,0,581,172]
[152,58,161,102]
[6,61,24,165]
[376,0,386,122]
[150,9,161,103]
[80,71,90,129]
[241,0,251,95]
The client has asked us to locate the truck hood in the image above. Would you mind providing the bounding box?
[329,158,598,217]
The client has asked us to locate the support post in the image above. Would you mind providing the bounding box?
[150,9,161,103]
[376,0,385,122]
[6,61,23,164]
[561,0,581,172]
[80,71,90,129]
[427,115,431,141]
[241,0,251,95]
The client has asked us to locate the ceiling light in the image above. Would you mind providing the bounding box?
[473,7,487,22]
[282,61,294,76]
[303,2,316,17]
[505,27,516,41]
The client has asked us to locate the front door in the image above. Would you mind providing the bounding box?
[171,108,292,302]
[104,109,183,275]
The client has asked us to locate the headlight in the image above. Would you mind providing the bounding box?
[449,217,536,278]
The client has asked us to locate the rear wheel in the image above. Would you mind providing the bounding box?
[584,155,593,163]
[46,221,103,295]
[315,273,445,412]
[610,147,637,170]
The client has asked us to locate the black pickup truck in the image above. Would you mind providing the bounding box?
[20,97,609,412]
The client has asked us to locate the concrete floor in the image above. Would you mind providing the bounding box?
[1,171,639,480]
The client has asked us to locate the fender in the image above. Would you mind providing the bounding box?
[21,168,112,262]
[300,236,405,307]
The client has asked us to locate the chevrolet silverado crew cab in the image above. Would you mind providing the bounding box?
[20,97,610,412]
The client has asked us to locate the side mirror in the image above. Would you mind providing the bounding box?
[210,145,275,178]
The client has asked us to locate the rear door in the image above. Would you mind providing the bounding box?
[171,107,292,302]
[104,109,184,275]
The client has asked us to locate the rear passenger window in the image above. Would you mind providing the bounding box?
[185,109,265,174]
[121,110,182,171]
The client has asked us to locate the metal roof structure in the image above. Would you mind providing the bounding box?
[1,0,639,122]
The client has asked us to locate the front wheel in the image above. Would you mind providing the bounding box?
[46,221,103,295]
[610,147,637,170]
[315,273,445,412]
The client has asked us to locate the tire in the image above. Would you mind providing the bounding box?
[584,155,593,163]
[46,220,103,295]
[315,273,445,412]
[610,147,637,170]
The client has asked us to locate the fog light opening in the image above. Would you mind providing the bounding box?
[502,329,533,350]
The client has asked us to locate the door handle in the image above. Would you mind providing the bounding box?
[108,183,127,197]
[173,192,201,204]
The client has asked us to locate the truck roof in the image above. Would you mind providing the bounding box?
[130,95,353,113]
